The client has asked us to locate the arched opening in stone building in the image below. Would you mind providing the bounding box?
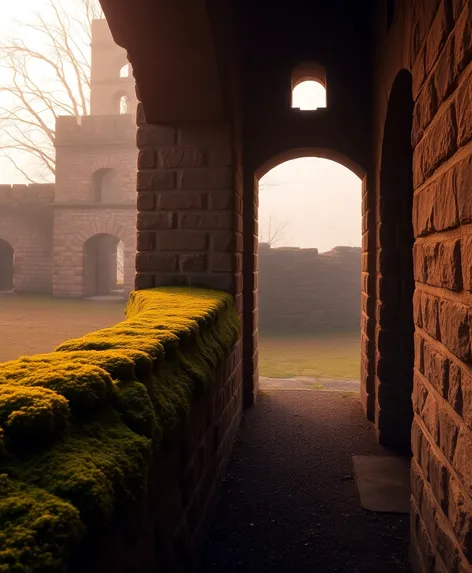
[92,168,117,203]
[83,233,124,298]
[119,94,129,114]
[254,153,362,395]
[291,62,327,110]
[0,239,14,292]
[377,69,414,452]
[119,64,129,78]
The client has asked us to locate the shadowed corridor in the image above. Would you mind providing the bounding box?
[198,390,410,573]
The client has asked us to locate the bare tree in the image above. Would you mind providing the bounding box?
[0,0,103,182]
[259,216,291,247]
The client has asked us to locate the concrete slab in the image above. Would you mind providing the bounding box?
[353,455,410,514]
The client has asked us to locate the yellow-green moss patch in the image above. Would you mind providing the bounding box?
[0,287,240,573]
[0,474,84,573]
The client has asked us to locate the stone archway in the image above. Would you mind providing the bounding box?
[242,148,366,406]
[376,69,414,452]
[83,233,123,297]
[0,239,14,291]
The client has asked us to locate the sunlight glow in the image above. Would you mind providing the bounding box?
[292,81,327,111]
[119,95,128,114]
[259,157,361,251]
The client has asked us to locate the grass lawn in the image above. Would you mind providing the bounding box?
[259,330,361,380]
[0,294,126,363]
[0,295,361,382]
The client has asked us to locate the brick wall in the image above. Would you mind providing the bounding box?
[408,2,472,571]
[135,107,241,295]
[0,185,54,293]
[53,113,137,298]
[258,244,361,332]
[53,209,136,297]
[370,1,472,570]
[73,339,243,573]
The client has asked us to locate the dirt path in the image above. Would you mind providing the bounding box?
[198,390,410,573]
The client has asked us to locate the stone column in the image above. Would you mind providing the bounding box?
[135,107,242,298]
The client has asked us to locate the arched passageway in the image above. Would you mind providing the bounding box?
[242,149,365,405]
[376,70,414,452]
[0,239,14,291]
[83,234,124,297]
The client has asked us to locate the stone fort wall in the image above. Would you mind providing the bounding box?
[258,244,361,332]
[0,18,137,299]
[0,184,54,293]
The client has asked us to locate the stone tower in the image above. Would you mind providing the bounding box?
[52,19,138,299]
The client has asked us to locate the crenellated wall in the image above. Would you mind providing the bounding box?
[258,244,361,332]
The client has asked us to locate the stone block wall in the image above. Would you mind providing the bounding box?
[55,115,137,204]
[73,339,243,573]
[370,1,472,571]
[0,185,54,293]
[258,244,361,332]
[53,209,136,297]
[408,2,472,571]
[134,108,242,296]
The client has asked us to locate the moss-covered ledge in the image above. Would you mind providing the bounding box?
[0,287,241,573]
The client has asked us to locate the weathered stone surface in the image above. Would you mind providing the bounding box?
[157,192,206,210]
[413,169,459,237]
[413,239,462,291]
[180,254,207,272]
[449,475,472,560]
[425,0,453,74]
[158,147,205,169]
[455,154,472,224]
[135,253,178,272]
[460,235,472,292]
[179,212,233,230]
[413,76,437,145]
[438,407,459,462]
[439,299,471,362]
[422,394,440,444]
[414,332,425,371]
[434,34,458,105]
[137,170,175,191]
[157,231,208,251]
[137,212,176,230]
[454,3,472,74]
[449,362,464,415]
[453,429,472,496]
[414,102,457,186]
[179,168,232,190]
[423,341,449,397]
[462,371,472,432]
[456,68,472,147]
[421,293,441,340]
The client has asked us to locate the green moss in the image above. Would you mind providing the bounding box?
[0,361,115,415]
[12,417,152,530]
[0,474,84,573]
[0,385,70,450]
[114,379,157,438]
[0,287,240,572]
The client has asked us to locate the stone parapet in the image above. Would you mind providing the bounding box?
[0,184,55,203]
[258,244,361,332]
[55,114,136,146]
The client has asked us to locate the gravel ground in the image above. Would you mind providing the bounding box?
[198,390,410,573]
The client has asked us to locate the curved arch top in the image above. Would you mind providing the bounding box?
[255,147,366,181]
[291,62,327,90]
[77,221,134,247]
